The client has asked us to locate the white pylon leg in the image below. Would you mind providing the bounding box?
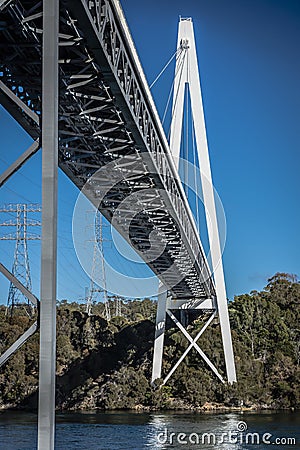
[170,18,236,383]
[151,283,168,384]
[38,0,59,448]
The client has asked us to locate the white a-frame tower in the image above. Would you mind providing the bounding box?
[152,18,236,385]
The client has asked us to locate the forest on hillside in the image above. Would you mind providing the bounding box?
[0,272,299,411]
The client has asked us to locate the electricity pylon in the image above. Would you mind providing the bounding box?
[115,296,122,317]
[84,213,124,320]
[86,211,111,321]
[0,203,41,314]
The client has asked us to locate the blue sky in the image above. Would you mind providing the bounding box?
[0,0,299,304]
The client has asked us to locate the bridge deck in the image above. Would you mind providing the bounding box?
[0,0,215,299]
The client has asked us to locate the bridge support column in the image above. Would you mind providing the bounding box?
[169,18,236,384]
[151,291,225,386]
[151,283,168,384]
[38,0,59,449]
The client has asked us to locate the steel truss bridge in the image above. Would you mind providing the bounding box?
[0,0,236,448]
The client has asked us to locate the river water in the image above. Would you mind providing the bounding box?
[0,410,299,449]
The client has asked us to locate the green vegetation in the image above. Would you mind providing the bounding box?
[0,273,299,411]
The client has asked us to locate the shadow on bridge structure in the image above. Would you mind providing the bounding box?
[0,0,236,448]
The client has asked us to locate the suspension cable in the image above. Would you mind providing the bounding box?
[191,116,201,233]
[185,50,191,194]
[163,49,187,132]
[149,47,183,89]
[188,55,201,233]
[184,83,189,196]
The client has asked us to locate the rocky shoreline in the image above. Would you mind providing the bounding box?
[1,401,297,414]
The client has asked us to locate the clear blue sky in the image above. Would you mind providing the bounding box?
[0,0,299,304]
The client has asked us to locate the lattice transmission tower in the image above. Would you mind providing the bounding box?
[0,203,41,314]
[115,296,122,317]
[86,211,111,321]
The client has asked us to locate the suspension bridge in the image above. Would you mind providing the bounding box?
[0,0,236,448]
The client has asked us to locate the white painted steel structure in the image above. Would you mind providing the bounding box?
[152,18,236,387]
[37,1,59,448]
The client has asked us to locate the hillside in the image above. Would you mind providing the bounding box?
[0,273,299,411]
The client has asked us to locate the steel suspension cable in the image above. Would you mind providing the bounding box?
[149,47,183,89]
[164,48,187,133]
[187,56,201,234]
[184,83,189,196]
[191,116,201,234]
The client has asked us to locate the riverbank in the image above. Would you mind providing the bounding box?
[0,274,299,413]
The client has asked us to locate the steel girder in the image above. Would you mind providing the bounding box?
[0,0,215,300]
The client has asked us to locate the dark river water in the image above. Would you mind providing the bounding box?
[0,410,299,449]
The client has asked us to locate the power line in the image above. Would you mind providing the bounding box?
[162,48,187,127]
